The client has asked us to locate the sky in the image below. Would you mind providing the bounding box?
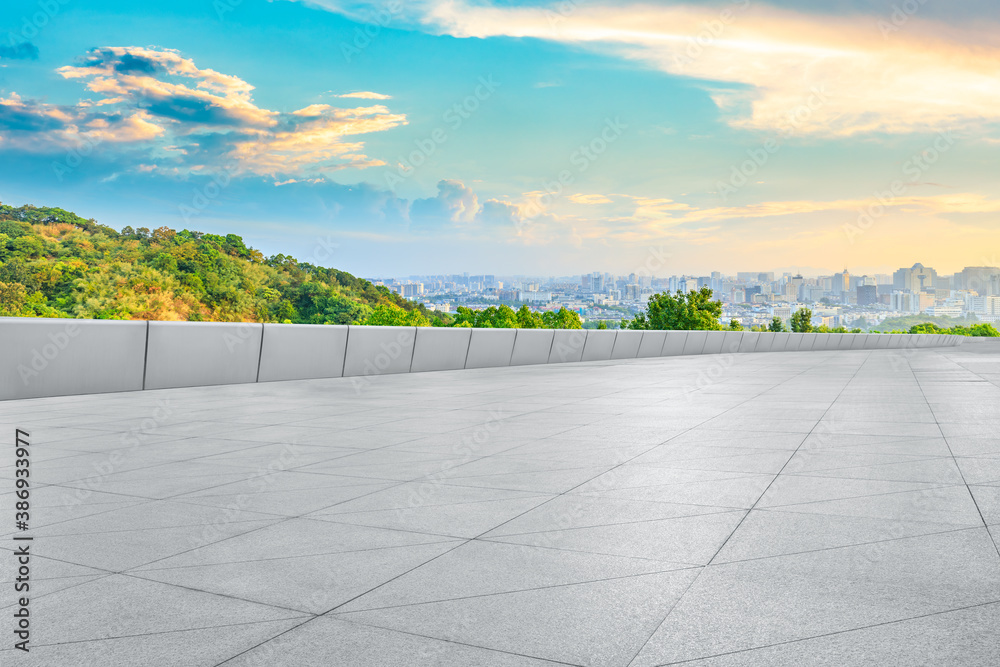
[1,0,999,277]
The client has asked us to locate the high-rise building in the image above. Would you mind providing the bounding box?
[857,284,878,306]
[833,269,851,295]
[893,263,936,293]
[960,266,1000,295]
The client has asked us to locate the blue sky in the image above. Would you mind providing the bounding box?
[2,0,999,276]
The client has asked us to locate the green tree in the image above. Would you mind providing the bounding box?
[360,304,430,327]
[626,287,722,330]
[515,305,543,328]
[790,308,813,333]
[768,316,786,332]
[728,319,743,331]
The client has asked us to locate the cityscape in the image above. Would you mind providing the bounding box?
[373,263,1000,329]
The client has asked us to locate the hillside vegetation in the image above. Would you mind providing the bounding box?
[0,203,588,329]
[0,203,437,324]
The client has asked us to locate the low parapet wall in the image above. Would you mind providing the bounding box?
[0,317,964,400]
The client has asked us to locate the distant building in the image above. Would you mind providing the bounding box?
[960,266,1000,295]
[857,284,878,306]
[894,263,936,293]
[833,269,851,295]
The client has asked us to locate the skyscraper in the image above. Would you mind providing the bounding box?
[893,263,936,292]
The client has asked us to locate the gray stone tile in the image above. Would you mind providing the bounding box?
[18,575,307,646]
[762,484,984,526]
[337,539,694,612]
[0,340,996,665]
[25,519,282,571]
[0,619,306,667]
[670,602,1000,666]
[712,508,971,563]
[755,474,943,508]
[484,510,747,564]
[134,518,454,569]
[630,529,1000,665]
[222,617,564,666]
[590,473,774,509]
[328,490,547,535]
[481,494,735,537]
[134,540,462,614]
[337,569,700,666]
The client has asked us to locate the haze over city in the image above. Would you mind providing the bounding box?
[2,0,999,275]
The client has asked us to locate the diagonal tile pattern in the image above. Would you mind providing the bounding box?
[1,340,999,665]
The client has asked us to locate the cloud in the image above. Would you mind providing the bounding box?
[411,179,479,224]
[0,94,163,150]
[478,198,525,226]
[0,46,406,179]
[338,91,392,99]
[568,193,613,205]
[0,42,39,60]
[301,1,1000,138]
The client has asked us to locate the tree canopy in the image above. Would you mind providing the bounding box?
[625,287,723,330]
[791,308,813,333]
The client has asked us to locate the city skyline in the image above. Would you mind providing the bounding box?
[1,0,999,275]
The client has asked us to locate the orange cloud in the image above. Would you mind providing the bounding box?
[2,47,407,179]
[337,1,1000,138]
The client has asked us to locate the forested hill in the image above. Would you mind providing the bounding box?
[0,203,436,324]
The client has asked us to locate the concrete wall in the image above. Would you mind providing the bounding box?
[611,330,644,359]
[0,318,146,400]
[581,330,617,362]
[465,328,517,369]
[257,323,347,382]
[342,326,415,377]
[548,330,587,363]
[410,326,472,373]
[0,318,966,400]
[636,331,667,358]
[509,328,554,366]
[145,321,262,390]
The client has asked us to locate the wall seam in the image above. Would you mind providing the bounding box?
[341,326,351,377]
[408,327,417,373]
[507,329,519,367]
[462,328,474,369]
[254,323,265,383]
[141,320,150,391]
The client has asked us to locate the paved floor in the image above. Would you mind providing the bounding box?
[2,340,999,666]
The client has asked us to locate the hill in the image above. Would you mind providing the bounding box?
[0,203,441,324]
